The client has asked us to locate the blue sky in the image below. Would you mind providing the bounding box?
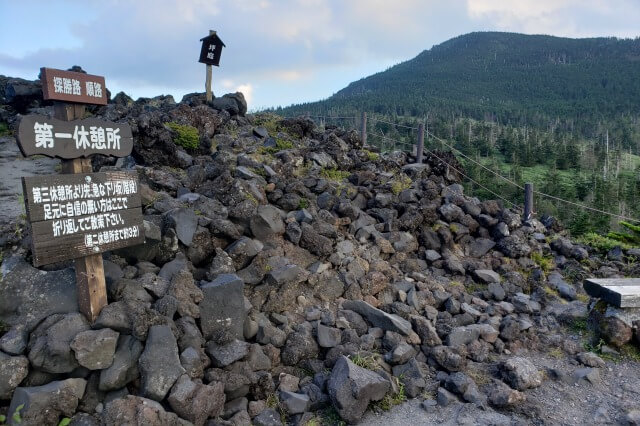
[1,0,639,111]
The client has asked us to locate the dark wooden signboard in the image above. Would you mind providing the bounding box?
[199,33,225,66]
[41,68,108,105]
[17,115,133,159]
[22,171,144,267]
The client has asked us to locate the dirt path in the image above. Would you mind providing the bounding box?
[362,348,640,425]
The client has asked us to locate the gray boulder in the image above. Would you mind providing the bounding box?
[281,327,319,366]
[548,272,577,300]
[0,324,29,355]
[468,238,495,258]
[168,374,226,426]
[487,380,526,407]
[300,223,333,256]
[439,203,464,222]
[317,323,342,348]
[500,357,543,390]
[0,256,77,330]
[250,205,285,240]
[210,92,247,116]
[164,208,198,246]
[328,356,390,423]
[99,335,143,391]
[199,274,246,340]
[342,300,412,335]
[226,237,264,269]
[496,235,531,258]
[71,328,119,370]
[167,269,204,318]
[139,325,186,401]
[474,269,501,284]
[252,409,281,426]
[446,324,498,347]
[7,379,86,426]
[28,313,90,373]
[102,395,191,426]
[205,339,249,368]
[0,352,29,399]
[280,391,310,414]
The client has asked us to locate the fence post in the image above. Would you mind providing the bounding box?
[416,122,425,164]
[524,182,533,221]
[361,111,367,147]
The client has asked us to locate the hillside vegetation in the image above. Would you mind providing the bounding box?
[278,32,640,136]
[275,32,640,237]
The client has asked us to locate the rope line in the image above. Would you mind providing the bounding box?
[532,191,640,223]
[366,132,414,146]
[426,131,525,190]
[370,126,637,220]
[282,112,640,222]
[425,148,516,207]
[369,117,419,130]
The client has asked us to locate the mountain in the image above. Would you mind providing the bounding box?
[277,32,640,131]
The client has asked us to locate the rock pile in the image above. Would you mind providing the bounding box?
[0,81,639,425]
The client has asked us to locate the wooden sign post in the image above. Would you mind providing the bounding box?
[199,30,225,103]
[17,67,143,322]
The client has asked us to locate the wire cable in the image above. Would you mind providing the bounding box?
[426,131,525,190]
[369,117,419,130]
[284,111,640,222]
[532,190,640,223]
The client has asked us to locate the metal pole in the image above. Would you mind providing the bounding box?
[361,111,367,147]
[524,182,533,221]
[416,122,425,164]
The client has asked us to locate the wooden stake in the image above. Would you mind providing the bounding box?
[54,102,107,322]
[524,182,533,222]
[361,111,367,147]
[416,122,425,164]
[205,29,215,103]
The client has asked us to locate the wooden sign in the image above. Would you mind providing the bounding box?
[199,32,225,66]
[22,171,144,267]
[17,115,133,158]
[41,68,108,105]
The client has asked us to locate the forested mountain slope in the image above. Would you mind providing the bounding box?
[278,32,640,135]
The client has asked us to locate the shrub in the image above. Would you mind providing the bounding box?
[390,174,412,195]
[0,122,11,136]
[577,232,632,253]
[607,221,640,246]
[531,251,553,273]
[166,122,200,150]
[362,149,379,161]
[321,168,350,181]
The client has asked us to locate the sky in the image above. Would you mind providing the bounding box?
[1,1,639,111]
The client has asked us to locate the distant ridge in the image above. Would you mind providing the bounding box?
[277,32,640,131]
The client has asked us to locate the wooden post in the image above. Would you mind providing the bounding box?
[54,102,107,322]
[524,182,533,222]
[205,30,215,103]
[361,111,367,147]
[416,122,425,164]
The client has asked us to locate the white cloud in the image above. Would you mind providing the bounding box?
[220,79,253,105]
[236,84,254,105]
[1,0,638,107]
[465,0,640,37]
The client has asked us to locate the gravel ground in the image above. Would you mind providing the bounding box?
[361,346,640,426]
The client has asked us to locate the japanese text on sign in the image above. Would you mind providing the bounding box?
[51,77,103,99]
[33,121,121,150]
[27,174,139,249]
[17,115,133,159]
[40,68,108,105]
